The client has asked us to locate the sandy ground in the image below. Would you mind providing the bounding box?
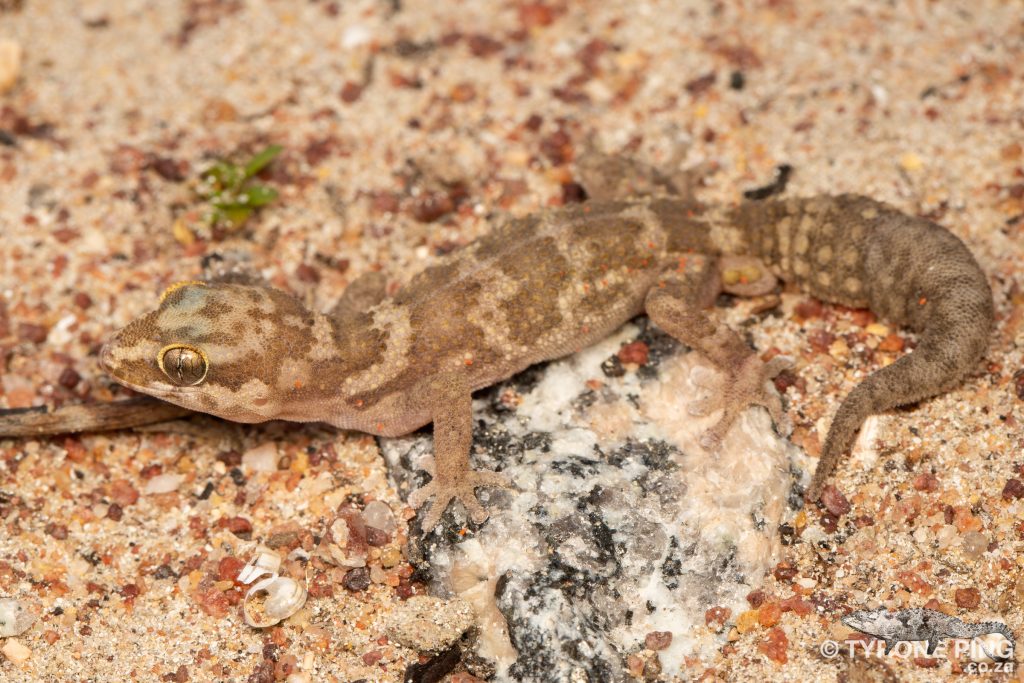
[1,0,1023,681]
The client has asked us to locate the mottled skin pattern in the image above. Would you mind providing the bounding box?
[100,153,993,528]
[843,608,1014,659]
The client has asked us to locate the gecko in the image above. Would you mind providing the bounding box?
[843,607,1014,660]
[99,152,994,530]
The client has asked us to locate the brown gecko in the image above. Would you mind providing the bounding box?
[100,153,993,529]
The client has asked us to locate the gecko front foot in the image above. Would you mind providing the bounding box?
[690,354,793,450]
[407,458,511,531]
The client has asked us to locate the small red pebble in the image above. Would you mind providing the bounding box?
[45,522,69,540]
[897,570,933,596]
[58,366,81,389]
[757,627,789,664]
[807,329,835,354]
[820,485,851,516]
[224,517,253,539]
[779,595,812,617]
[617,340,649,366]
[217,556,245,582]
[773,561,798,582]
[848,309,875,327]
[539,128,572,165]
[450,82,477,102]
[61,437,87,463]
[644,631,672,651]
[339,81,363,103]
[409,191,454,223]
[1001,478,1024,500]
[877,333,905,352]
[954,587,981,609]
[361,650,383,666]
[108,479,140,507]
[912,472,940,492]
[139,464,163,479]
[913,656,941,668]
[518,2,556,28]
[792,299,823,321]
[193,586,231,618]
[295,263,320,283]
[758,602,782,628]
[746,589,766,608]
[704,606,731,631]
[466,34,504,58]
[18,322,48,344]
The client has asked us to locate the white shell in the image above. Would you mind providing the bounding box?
[237,550,282,586]
[242,576,307,628]
[0,598,35,637]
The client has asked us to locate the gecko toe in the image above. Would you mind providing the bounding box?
[758,385,791,435]
[460,492,490,524]
[406,479,437,510]
[409,467,511,531]
[699,426,725,451]
[763,355,794,378]
[688,395,719,417]
[417,491,454,531]
[470,470,512,489]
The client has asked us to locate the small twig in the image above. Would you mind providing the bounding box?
[0,397,194,438]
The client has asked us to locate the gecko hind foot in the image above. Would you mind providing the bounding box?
[691,354,793,450]
[407,463,511,531]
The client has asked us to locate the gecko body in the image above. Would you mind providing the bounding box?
[843,608,1014,659]
[101,157,993,528]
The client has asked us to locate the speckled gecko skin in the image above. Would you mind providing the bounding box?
[843,607,1014,659]
[100,155,993,528]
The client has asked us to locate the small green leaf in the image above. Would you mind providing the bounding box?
[243,145,283,179]
[240,184,278,207]
[217,206,255,228]
[188,145,282,238]
[202,161,241,189]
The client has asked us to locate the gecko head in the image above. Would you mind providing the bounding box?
[841,608,888,633]
[100,281,329,422]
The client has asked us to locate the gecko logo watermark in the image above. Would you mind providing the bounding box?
[818,607,1015,673]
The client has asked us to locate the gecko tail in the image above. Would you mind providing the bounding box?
[807,262,993,501]
[805,338,949,500]
[967,622,1016,662]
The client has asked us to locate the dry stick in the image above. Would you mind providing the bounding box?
[0,397,194,437]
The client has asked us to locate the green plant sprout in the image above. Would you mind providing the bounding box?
[196,144,282,230]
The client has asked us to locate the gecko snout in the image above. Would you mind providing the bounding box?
[98,342,116,373]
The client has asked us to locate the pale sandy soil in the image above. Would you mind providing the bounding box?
[1,1,1023,681]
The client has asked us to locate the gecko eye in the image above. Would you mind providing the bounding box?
[157,344,209,386]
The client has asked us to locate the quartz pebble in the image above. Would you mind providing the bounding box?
[362,501,396,534]
[962,531,989,559]
[242,443,280,473]
[0,39,20,94]
[144,473,184,495]
[385,595,475,652]
[0,599,34,637]
[1,638,30,664]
